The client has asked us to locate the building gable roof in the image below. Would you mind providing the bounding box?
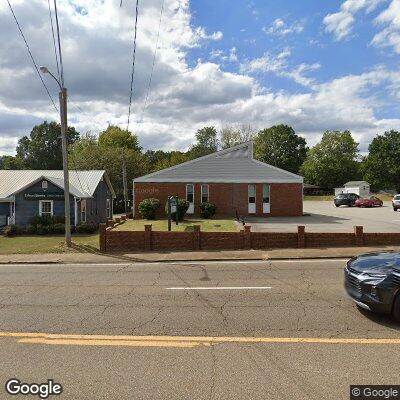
[344,181,369,186]
[135,141,303,183]
[0,170,115,200]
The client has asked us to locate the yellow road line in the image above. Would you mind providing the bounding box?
[0,331,400,347]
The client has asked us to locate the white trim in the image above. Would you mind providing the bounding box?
[39,200,53,217]
[186,184,194,214]
[262,183,270,214]
[248,184,256,214]
[74,197,78,226]
[201,184,209,203]
[81,199,87,223]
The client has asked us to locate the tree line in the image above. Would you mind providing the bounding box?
[1,121,400,198]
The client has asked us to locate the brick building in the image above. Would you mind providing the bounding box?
[133,142,303,218]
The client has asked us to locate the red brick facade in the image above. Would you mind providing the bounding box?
[134,182,303,219]
[99,224,400,253]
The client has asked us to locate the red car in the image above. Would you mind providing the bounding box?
[355,196,383,207]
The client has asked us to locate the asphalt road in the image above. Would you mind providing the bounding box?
[0,260,399,399]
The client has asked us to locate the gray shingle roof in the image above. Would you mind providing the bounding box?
[135,142,303,183]
[0,170,114,199]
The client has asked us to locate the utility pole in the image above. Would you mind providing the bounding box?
[60,87,72,246]
[122,148,128,214]
[40,66,72,247]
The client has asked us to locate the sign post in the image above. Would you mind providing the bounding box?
[167,196,178,231]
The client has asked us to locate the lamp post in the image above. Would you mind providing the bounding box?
[40,66,72,247]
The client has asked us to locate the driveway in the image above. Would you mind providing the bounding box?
[243,201,400,232]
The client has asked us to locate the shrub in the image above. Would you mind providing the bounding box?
[26,225,37,234]
[200,202,216,219]
[3,225,23,237]
[30,215,64,226]
[52,223,65,234]
[138,198,160,220]
[35,224,49,235]
[165,198,190,221]
[75,223,97,234]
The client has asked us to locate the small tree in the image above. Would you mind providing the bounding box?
[139,198,160,220]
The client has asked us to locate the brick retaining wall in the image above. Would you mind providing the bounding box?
[99,224,400,253]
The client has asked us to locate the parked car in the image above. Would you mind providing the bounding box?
[354,196,383,208]
[392,194,400,211]
[333,193,360,207]
[344,252,400,321]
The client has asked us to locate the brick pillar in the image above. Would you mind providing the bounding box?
[297,225,305,248]
[144,224,152,251]
[354,226,364,246]
[99,223,107,252]
[193,225,201,250]
[244,225,251,249]
[121,215,126,221]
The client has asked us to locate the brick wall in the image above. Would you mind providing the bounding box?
[134,182,303,218]
[100,224,400,253]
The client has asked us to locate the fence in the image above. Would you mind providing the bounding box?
[99,223,400,253]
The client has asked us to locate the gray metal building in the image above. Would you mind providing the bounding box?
[0,170,115,227]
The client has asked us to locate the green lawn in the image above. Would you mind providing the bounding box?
[114,218,238,232]
[0,234,99,255]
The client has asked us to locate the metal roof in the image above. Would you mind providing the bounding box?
[135,142,303,183]
[0,170,115,200]
[344,181,370,186]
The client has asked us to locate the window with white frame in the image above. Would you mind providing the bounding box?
[201,184,209,203]
[106,198,111,219]
[42,180,48,189]
[39,200,53,217]
[81,199,87,223]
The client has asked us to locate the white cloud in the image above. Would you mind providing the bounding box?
[372,0,400,53]
[0,0,399,156]
[323,0,386,40]
[240,48,291,74]
[263,18,304,36]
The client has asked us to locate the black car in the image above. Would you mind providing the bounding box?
[344,252,400,320]
[334,193,360,207]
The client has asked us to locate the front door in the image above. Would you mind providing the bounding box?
[263,184,270,214]
[248,184,256,214]
[186,184,194,214]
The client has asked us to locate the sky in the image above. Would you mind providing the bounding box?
[0,0,400,156]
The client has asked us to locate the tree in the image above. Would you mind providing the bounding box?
[68,133,148,197]
[16,121,79,169]
[154,151,190,171]
[188,126,218,158]
[362,130,400,191]
[98,125,141,151]
[254,124,307,173]
[299,130,360,188]
[220,124,255,149]
[0,155,24,170]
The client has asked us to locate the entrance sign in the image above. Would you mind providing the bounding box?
[24,192,64,201]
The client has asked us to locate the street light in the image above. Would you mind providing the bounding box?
[40,66,72,247]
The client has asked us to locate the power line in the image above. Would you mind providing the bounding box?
[127,0,139,132]
[47,0,61,83]
[53,0,64,87]
[140,0,165,121]
[6,0,58,112]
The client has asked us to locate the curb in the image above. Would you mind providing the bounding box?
[0,255,354,265]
